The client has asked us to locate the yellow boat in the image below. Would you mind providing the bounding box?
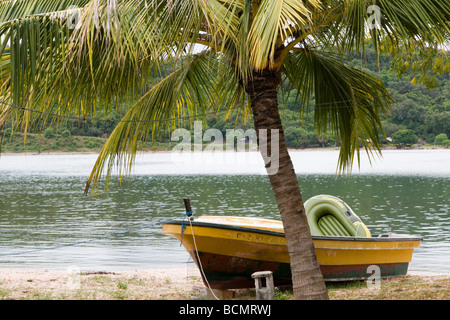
[162,196,422,290]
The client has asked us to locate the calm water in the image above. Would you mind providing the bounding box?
[0,150,449,274]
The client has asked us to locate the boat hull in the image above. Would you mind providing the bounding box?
[162,216,422,290]
[195,252,410,290]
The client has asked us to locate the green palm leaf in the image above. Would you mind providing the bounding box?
[283,49,392,172]
[84,52,227,193]
[248,0,320,70]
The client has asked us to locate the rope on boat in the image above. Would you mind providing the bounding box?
[187,218,220,300]
[0,214,188,257]
[179,210,192,247]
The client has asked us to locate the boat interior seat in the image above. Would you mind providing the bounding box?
[317,215,353,237]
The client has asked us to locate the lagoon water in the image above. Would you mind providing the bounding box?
[0,149,449,275]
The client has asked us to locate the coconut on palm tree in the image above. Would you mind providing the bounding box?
[0,0,448,300]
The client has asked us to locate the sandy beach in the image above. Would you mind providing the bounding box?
[1,268,449,300]
[0,268,206,300]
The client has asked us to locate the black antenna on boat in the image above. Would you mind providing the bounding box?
[183,198,193,219]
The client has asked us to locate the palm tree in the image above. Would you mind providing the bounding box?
[0,0,448,299]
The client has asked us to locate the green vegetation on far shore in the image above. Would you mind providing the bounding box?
[0,131,177,154]
[1,129,448,155]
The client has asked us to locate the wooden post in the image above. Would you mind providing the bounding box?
[183,198,193,217]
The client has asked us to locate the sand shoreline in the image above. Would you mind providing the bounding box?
[0,268,206,300]
[1,268,449,300]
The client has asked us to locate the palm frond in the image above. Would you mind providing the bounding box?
[84,52,230,194]
[0,1,159,133]
[0,0,90,23]
[0,2,92,130]
[325,0,450,55]
[0,13,71,129]
[248,0,321,70]
[283,49,392,173]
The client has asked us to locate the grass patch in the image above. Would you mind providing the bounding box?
[327,276,450,300]
[254,276,450,300]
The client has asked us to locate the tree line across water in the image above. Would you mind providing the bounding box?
[1,45,449,152]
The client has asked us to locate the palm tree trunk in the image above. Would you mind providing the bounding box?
[245,68,329,300]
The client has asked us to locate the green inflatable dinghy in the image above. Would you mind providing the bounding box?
[304,195,371,237]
